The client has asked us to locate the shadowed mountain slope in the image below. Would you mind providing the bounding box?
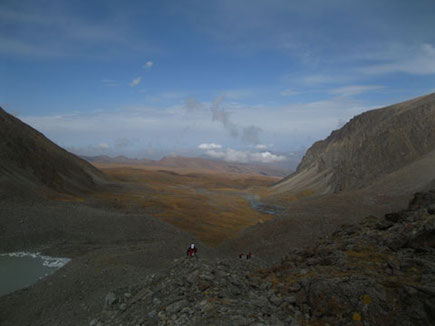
[273,93,435,195]
[0,107,106,198]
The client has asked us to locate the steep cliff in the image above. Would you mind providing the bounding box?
[274,93,435,195]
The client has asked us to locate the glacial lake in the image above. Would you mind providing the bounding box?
[0,252,70,297]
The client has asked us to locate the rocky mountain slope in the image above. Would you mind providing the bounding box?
[273,93,435,195]
[90,189,435,326]
[0,107,106,198]
[0,197,216,326]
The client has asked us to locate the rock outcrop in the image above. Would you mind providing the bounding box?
[274,93,435,195]
[91,189,435,325]
[0,107,106,197]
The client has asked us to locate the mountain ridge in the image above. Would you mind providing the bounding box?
[0,107,106,198]
[273,92,435,195]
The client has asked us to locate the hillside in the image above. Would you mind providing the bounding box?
[90,189,435,326]
[273,93,435,195]
[0,107,106,198]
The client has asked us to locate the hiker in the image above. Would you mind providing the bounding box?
[186,243,198,257]
[239,253,243,259]
[247,252,252,260]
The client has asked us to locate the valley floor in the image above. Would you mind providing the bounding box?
[89,162,281,246]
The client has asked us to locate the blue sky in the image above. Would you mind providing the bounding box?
[1,0,434,164]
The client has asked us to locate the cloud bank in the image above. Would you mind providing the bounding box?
[198,143,222,150]
[204,148,287,164]
[329,85,384,97]
[361,43,435,75]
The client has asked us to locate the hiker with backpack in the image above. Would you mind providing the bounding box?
[186,243,198,257]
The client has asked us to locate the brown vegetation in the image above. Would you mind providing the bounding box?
[91,163,280,246]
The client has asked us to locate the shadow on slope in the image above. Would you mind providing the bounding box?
[0,107,107,200]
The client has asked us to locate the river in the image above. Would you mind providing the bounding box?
[246,194,284,215]
[0,252,70,297]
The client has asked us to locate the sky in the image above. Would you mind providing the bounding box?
[1,0,435,164]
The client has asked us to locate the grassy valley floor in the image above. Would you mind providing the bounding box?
[90,162,280,246]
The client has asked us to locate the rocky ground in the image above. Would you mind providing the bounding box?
[90,190,435,326]
[0,197,218,326]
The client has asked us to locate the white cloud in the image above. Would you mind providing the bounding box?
[205,148,287,164]
[0,36,58,57]
[0,4,163,59]
[329,85,384,97]
[130,76,142,87]
[98,142,110,149]
[281,73,351,88]
[253,151,287,163]
[143,61,153,69]
[20,95,378,159]
[21,109,162,138]
[198,143,222,150]
[361,43,435,75]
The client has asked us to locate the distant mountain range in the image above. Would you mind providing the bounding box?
[2,94,435,326]
[81,155,154,165]
[2,92,434,200]
[273,92,435,196]
[81,154,291,177]
[0,107,106,198]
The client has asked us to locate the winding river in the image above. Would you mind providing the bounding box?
[246,194,283,215]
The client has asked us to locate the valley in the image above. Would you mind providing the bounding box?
[3,1,435,324]
[1,92,435,325]
[88,163,281,246]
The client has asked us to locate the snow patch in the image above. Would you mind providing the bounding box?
[1,251,70,268]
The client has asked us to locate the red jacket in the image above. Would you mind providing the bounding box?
[186,247,197,256]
